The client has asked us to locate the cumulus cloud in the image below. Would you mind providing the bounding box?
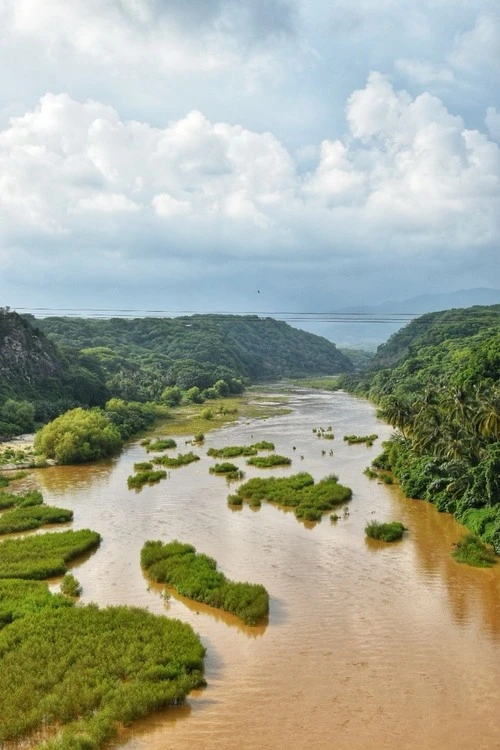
[1,74,499,279]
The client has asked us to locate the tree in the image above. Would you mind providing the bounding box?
[34,407,121,464]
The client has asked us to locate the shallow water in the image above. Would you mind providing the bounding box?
[35,389,500,750]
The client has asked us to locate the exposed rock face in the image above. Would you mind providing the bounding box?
[0,308,64,400]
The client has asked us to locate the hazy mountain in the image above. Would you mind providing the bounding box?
[302,288,500,349]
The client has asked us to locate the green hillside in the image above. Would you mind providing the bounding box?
[342,304,500,555]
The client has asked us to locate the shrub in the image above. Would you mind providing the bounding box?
[0,490,43,510]
[141,540,269,626]
[133,461,153,471]
[365,521,405,542]
[200,408,214,420]
[35,408,122,464]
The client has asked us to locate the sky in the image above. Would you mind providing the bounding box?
[0,0,499,317]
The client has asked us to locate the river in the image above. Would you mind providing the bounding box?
[34,388,500,750]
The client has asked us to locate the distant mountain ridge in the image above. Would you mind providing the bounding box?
[315,288,500,348]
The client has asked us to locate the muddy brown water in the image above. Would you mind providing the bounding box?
[33,389,500,750]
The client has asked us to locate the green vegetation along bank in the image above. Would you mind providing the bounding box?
[342,304,500,555]
[141,540,269,625]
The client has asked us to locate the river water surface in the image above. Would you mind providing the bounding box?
[35,389,500,750]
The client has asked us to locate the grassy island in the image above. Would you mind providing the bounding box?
[153,451,200,468]
[209,463,245,480]
[246,454,291,468]
[365,520,405,542]
[141,540,269,625]
[0,529,101,580]
[344,434,378,446]
[229,472,352,523]
[0,504,73,535]
[127,469,167,488]
[207,441,275,459]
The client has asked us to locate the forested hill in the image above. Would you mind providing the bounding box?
[341,304,500,554]
[369,304,500,370]
[35,315,353,380]
[0,308,107,435]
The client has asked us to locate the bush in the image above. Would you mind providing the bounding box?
[141,540,269,626]
[365,521,406,542]
[60,573,83,598]
[35,408,122,464]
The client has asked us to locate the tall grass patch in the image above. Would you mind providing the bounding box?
[231,472,352,523]
[141,540,269,625]
[0,605,205,748]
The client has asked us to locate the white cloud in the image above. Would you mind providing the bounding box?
[486,107,500,142]
[0,75,498,297]
[395,58,455,85]
[450,14,500,72]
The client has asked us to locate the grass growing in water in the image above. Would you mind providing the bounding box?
[209,463,245,480]
[127,470,167,488]
[146,438,177,452]
[365,521,405,542]
[0,489,43,509]
[0,529,101,580]
[141,540,269,626]
[0,505,73,535]
[344,434,378,446]
[60,573,83,598]
[207,442,275,459]
[246,455,291,468]
[451,534,497,568]
[133,461,153,471]
[0,605,205,749]
[0,579,72,629]
[231,472,352,523]
[153,452,200,468]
